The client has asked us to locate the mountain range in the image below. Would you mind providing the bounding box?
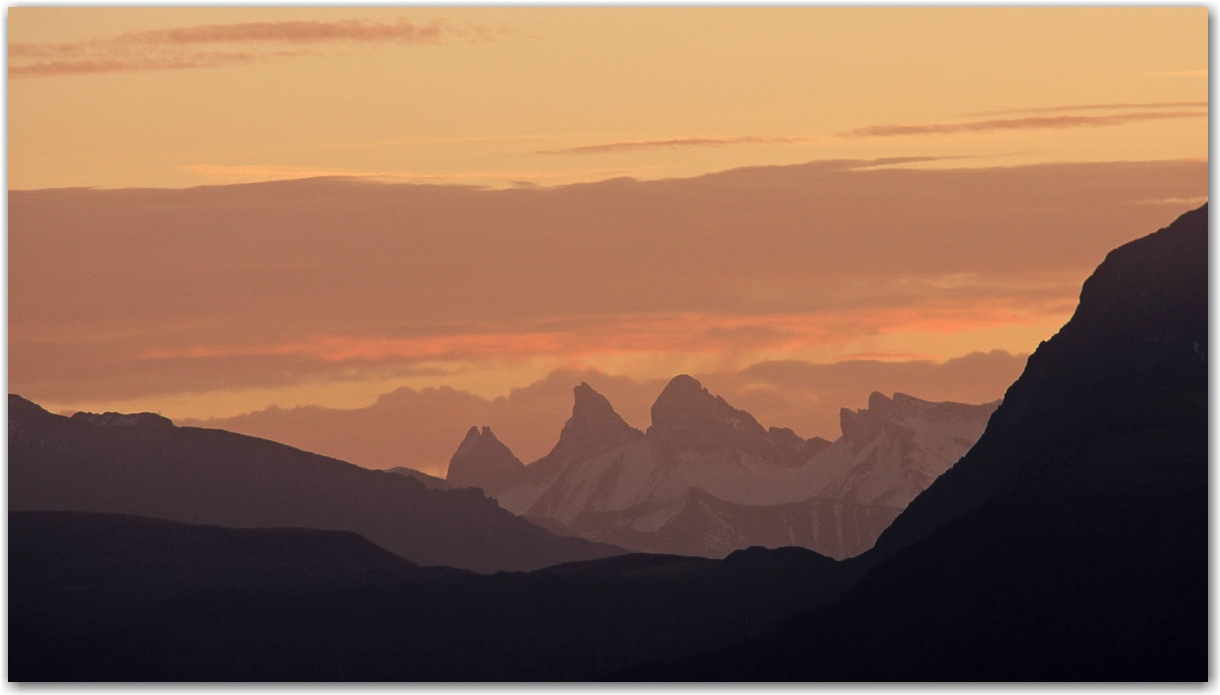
[8,203,1206,681]
[445,378,996,559]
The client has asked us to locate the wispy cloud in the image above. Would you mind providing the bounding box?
[135,301,1070,366]
[1133,196,1209,206]
[840,155,974,168]
[535,135,822,155]
[10,18,486,78]
[838,110,1206,139]
[179,164,447,183]
[963,101,1207,117]
[1144,70,1208,77]
[178,163,661,186]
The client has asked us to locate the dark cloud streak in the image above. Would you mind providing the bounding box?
[536,135,817,155]
[962,101,1207,117]
[838,110,1206,138]
[9,18,481,78]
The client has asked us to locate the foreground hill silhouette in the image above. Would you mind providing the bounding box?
[10,510,847,680]
[622,203,1208,680]
[8,401,624,573]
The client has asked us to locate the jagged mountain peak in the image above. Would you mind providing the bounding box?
[528,382,644,476]
[839,391,982,445]
[649,374,766,437]
[647,375,817,463]
[454,425,506,456]
[656,373,705,399]
[446,425,525,495]
[570,382,634,432]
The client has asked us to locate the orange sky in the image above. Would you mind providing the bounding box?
[9,7,1207,189]
[7,7,1209,473]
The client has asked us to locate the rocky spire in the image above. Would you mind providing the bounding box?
[647,374,819,464]
[529,382,643,477]
[445,426,525,496]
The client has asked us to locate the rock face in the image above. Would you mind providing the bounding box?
[647,375,823,465]
[823,392,997,509]
[531,382,645,479]
[8,396,625,574]
[448,377,996,560]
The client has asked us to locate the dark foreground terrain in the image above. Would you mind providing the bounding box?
[11,511,848,680]
[9,396,622,574]
[9,204,1207,681]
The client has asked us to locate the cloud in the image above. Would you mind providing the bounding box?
[132,300,1068,363]
[536,135,821,155]
[10,159,1207,411]
[1144,70,1208,77]
[838,110,1206,138]
[117,19,452,46]
[9,51,315,78]
[1133,196,1209,206]
[178,163,656,186]
[178,164,446,184]
[962,101,1208,117]
[541,105,1210,154]
[9,18,483,78]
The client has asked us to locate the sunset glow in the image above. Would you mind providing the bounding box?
[9,7,1207,473]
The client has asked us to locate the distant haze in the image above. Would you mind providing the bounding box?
[185,352,1021,476]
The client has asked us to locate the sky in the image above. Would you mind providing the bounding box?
[7,7,1209,475]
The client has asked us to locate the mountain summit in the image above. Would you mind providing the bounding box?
[446,426,526,496]
[530,382,645,478]
[647,374,817,464]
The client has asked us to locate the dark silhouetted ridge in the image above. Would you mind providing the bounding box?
[874,202,1208,557]
[9,396,624,573]
[11,510,847,680]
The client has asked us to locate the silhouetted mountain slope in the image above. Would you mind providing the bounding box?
[8,399,624,573]
[386,466,453,489]
[622,203,1208,681]
[873,202,1207,558]
[9,511,443,643]
[10,511,849,681]
[11,510,429,589]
